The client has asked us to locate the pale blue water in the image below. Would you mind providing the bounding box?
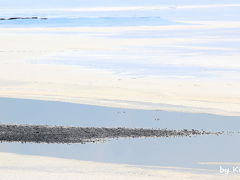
[0,17,182,28]
[0,97,239,171]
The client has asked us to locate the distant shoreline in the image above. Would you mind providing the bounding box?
[0,17,47,20]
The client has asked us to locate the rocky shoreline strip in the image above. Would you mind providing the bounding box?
[0,17,47,20]
[0,124,223,144]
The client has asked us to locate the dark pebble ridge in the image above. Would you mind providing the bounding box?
[0,124,223,144]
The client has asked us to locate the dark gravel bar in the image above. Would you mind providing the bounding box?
[0,124,223,144]
[0,17,48,20]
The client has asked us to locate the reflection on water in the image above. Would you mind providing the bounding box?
[0,97,239,171]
